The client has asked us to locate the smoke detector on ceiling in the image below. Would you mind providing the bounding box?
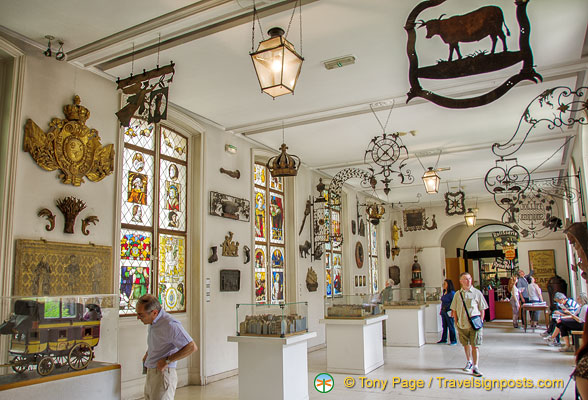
[322,55,356,70]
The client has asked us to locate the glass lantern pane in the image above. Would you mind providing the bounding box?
[121,229,152,261]
[254,188,266,241]
[158,234,186,312]
[255,270,267,303]
[270,270,284,303]
[251,46,284,89]
[123,118,155,150]
[254,163,266,187]
[160,126,187,161]
[269,193,284,244]
[121,148,154,226]
[159,159,186,231]
[120,262,150,315]
[282,47,303,90]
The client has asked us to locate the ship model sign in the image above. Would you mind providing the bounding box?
[405,0,542,109]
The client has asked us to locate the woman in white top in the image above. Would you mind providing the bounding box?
[556,293,588,352]
[508,276,521,328]
[526,276,544,329]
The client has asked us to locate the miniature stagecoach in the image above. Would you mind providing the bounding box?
[0,299,102,376]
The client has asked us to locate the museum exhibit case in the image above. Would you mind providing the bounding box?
[423,287,442,333]
[0,295,120,399]
[382,289,428,347]
[324,294,381,318]
[236,301,308,337]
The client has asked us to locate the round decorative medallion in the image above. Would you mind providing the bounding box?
[165,286,178,309]
[355,241,364,268]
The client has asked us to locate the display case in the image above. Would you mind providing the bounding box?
[0,294,118,377]
[424,287,442,302]
[324,294,382,318]
[382,287,426,306]
[236,302,308,337]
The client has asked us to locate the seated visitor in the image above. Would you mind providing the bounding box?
[543,293,584,349]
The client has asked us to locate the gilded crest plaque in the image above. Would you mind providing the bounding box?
[24,95,115,186]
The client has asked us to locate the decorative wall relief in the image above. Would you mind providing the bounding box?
[219,167,241,179]
[243,245,250,264]
[299,240,311,258]
[37,208,55,231]
[116,62,175,127]
[405,1,542,108]
[221,232,239,257]
[298,199,311,236]
[209,191,250,222]
[13,239,113,296]
[208,246,218,263]
[81,215,99,235]
[389,265,401,285]
[444,190,465,215]
[220,269,240,292]
[24,95,115,186]
[425,214,438,230]
[56,196,86,234]
[306,267,318,292]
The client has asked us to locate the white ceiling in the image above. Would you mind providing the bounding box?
[2,0,587,206]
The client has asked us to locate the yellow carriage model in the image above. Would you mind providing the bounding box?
[0,299,102,376]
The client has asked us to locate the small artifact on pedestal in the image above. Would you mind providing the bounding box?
[409,255,424,288]
[306,267,318,292]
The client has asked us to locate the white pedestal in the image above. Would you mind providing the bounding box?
[320,314,387,375]
[424,302,442,333]
[384,306,425,347]
[228,332,316,400]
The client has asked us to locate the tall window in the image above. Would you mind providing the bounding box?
[119,118,188,315]
[368,221,378,294]
[254,163,286,304]
[325,195,343,297]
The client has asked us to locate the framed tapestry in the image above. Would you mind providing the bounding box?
[528,249,556,291]
[403,208,426,231]
[13,239,113,296]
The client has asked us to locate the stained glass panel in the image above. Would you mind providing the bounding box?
[158,234,186,312]
[121,229,152,261]
[270,246,284,269]
[159,159,187,231]
[254,163,266,187]
[160,126,187,161]
[123,118,155,150]
[255,271,266,303]
[325,266,332,297]
[254,188,266,241]
[331,209,341,237]
[254,245,266,270]
[120,263,150,314]
[269,173,283,192]
[371,261,378,293]
[333,267,342,296]
[271,270,284,302]
[269,193,284,244]
[121,148,154,226]
[370,224,377,253]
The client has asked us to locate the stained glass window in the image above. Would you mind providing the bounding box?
[254,163,286,304]
[368,221,379,294]
[119,118,188,315]
[325,198,343,297]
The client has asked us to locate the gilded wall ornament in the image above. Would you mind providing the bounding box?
[24,95,115,186]
[221,231,239,257]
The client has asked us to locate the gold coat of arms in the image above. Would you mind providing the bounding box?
[24,95,115,186]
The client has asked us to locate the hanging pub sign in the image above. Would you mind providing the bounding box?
[116,62,175,127]
[405,0,542,109]
[502,245,516,260]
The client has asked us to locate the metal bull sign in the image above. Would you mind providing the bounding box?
[405,0,542,109]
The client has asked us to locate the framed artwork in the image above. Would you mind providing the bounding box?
[444,191,466,216]
[209,191,250,222]
[355,241,364,268]
[529,250,556,291]
[403,208,426,231]
[14,239,113,296]
[220,269,241,292]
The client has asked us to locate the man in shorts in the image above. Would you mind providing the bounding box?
[451,272,488,377]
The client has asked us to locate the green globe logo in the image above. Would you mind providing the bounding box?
[314,373,334,393]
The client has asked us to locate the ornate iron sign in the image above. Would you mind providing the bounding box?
[364,134,414,195]
[444,190,465,215]
[116,62,175,127]
[24,95,115,186]
[405,0,542,108]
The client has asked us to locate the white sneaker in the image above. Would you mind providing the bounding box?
[472,366,483,377]
[463,361,473,372]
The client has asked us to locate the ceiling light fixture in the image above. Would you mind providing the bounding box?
[464,208,477,227]
[422,167,441,194]
[250,1,304,98]
[365,203,386,225]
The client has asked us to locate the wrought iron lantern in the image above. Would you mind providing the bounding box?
[266,143,300,177]
[464,208,477,227]
[422,167,441,194]
[250,26,304,98]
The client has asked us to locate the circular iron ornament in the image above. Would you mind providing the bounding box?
[355,241,364,269]
[484,158,530,223]
[510,185,562,239]
[404,0,542,109]
[364,134,414,195]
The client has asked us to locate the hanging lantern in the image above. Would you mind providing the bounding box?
[266,143,300,177]
[422,167,440,194]
[250,27,304,98]
[464,208,477,227]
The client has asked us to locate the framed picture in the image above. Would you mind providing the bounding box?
[529,250,556,291]
[209,191,250,222]
[403,208,426,231]
[220,269,241,292]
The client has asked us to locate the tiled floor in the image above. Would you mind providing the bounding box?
[175,320,578,399]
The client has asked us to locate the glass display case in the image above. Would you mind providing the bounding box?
[381,287,427,306]
[0,294,118,377]
[424,287,442,302]
[236,302,308,337]
[324,294,382,318]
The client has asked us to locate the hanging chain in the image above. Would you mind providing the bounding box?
[285,0,300,39]
[251,1,256,52]
[369,101,395,134]
[434,149,442,170]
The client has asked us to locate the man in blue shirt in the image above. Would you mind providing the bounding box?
[137,294,197,400]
